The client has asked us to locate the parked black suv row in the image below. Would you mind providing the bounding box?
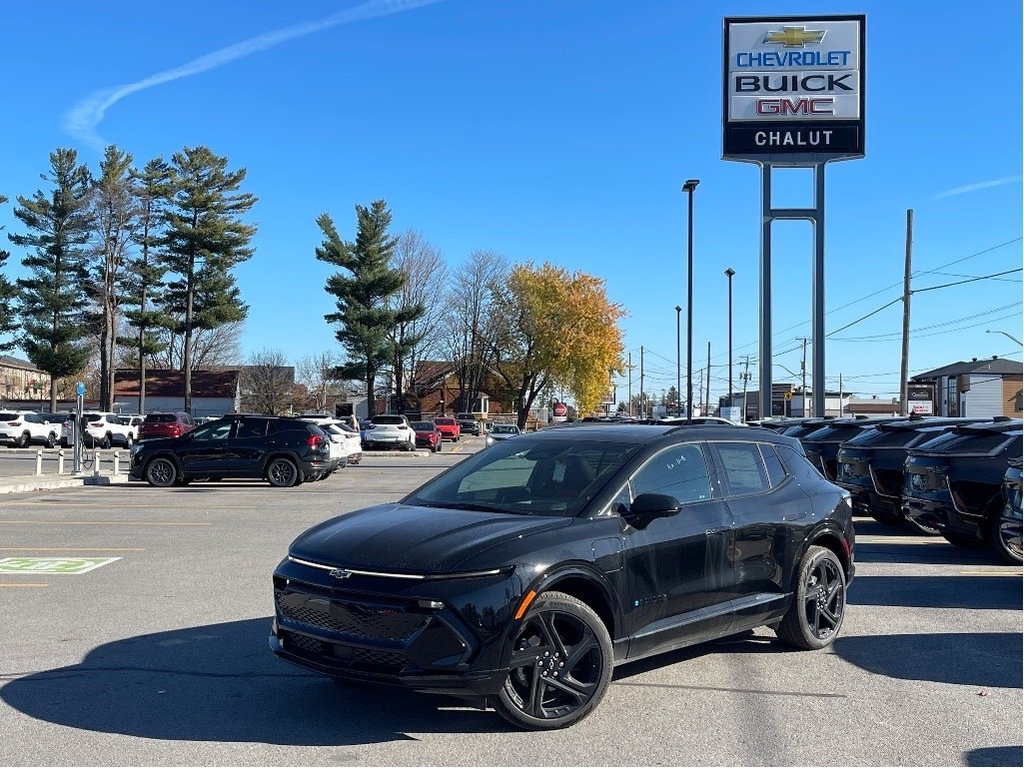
[129,414,335,488]
[902,418,1022,563]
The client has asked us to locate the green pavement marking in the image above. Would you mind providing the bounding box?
[0,556,121,575]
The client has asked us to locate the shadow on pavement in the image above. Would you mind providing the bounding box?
[964,745,1024,766]
[834,632,1022,689]
[848,575,1022,610]
[0,618,506,745]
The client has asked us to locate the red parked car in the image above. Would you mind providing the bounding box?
[138,411,196,440]
[410,421,443,452]
[433,416,461,442]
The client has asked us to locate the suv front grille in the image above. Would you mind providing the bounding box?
[276,591,429,642]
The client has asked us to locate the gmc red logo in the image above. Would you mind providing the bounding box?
[755,97,835,115]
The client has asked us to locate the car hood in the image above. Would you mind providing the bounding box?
[289,503,574,572]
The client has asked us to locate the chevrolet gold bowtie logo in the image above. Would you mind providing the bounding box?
[765,26,826,47]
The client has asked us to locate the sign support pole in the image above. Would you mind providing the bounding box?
[759,162,827,419]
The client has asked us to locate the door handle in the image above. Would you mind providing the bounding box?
[705,526,730,535]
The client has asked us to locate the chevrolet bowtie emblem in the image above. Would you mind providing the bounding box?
[329,568,353,579]
[765,26,826,47]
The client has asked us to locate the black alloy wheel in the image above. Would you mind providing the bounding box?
[776,546,847,650]
[992,515,1023,565]
[494,591,612,730]
[266,457,299,487]
[144,457,178,488]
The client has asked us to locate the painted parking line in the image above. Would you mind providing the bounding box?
[0,520,210,526]
[0,557,121,574]
[857,536,947,545]
[0,583,49,588]
[0,547,145,552]
[960,570,1023,576]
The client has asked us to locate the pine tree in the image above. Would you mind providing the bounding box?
[87,145,137,409]
[161,146,256,414]
[119,157,173,414]
[316,200,415,417]
[8,149,94,410]
[0,195,18,352]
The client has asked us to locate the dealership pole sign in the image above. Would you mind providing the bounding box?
[723,15,865,163]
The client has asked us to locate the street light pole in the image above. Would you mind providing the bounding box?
[987,329,1024,346]
[682,179,700,422]
[724,267,735,416]
[675,305,682,417]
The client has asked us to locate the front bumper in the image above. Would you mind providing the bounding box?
[269,558,520,695]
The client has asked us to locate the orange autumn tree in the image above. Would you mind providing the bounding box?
[489,262,625,427]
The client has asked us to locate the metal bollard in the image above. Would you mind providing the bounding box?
[58,449,66,475]
[93,449,101,477]
[35,449,43,476]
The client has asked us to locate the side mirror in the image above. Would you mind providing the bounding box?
[622,493,681,529]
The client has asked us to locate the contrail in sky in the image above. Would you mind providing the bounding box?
[63,0,444,151]
[933,176,1021,199]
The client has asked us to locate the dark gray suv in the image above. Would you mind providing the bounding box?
[129,414,335,487]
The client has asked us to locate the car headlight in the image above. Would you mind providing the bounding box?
[486,436,495,445]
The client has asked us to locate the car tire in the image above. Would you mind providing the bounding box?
[100,434,112,450]
[45,433,56,449]
[267,457,299,488]
[435,442,442,452]
[493,591,613,731]
[775,545,847,651]
[125,434,133,450]
[16,432,29,448]
[144,457,178,488]
[991,513,1023,565]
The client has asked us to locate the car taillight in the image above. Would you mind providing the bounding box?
[9,421,21,426]
[171,425,181,437]
[307,435,323,448]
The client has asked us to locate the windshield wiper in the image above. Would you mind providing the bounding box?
[414,500,528,515]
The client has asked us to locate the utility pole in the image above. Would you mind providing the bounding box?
[627,352,633,417]
[740,355,752,422]
[639,346,645,419]
[797,337,810,417]
[697,368,704,416]
[900,209,913,416]
[705,341,712,417]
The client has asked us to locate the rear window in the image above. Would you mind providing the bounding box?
[0,412,21,421]
[803,426,868,444]
[436,418,456,425]
[846,427,921,448]
[373,416,406,425]
[145,413,178,424]
[411,422,434,430]
[917,429,1019,455]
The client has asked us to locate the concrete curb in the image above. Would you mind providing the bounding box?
[0,474,130,494]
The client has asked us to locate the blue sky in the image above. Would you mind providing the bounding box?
[2,0,1021,407]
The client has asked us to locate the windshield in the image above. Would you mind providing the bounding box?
[404,436,642,518]
[492,425,518,434]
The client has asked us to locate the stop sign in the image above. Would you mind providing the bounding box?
[553,402,567,418]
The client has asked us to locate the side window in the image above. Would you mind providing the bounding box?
[760,444,788,487]
[192,421,232,442]
[715,443,770,496]
[630,443,711,504]
[236,420,267,439]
